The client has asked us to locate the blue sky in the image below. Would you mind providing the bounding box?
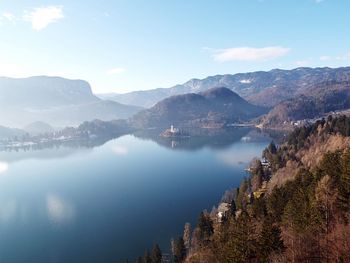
[0,0,349,93]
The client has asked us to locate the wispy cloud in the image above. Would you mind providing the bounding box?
[320,55,331,61]
[106,67,126,75]
[336,53,350,60]
[2,12,15,22]
[0,12,16,26]
[212,46,290,62]
[23,6,64,30]
[319,53,350,61]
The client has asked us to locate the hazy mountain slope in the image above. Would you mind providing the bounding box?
[98,88,171,108]
[0,76,142,127]
[23,121,55,135]
[109,67,350,108]
[131,87,267,128]
[0,76,99,107]
[262,81,350,127]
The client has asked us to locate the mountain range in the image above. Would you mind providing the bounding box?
[1,67,350,134]
[103,67,350,108]
[0,76,142,127]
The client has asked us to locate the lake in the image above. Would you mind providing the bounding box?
[0,128,271,263]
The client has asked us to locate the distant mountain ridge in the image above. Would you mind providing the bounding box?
[0,76,142,127]
[107,67,350,108]
[131,87,267,128]
[0,76,98,108]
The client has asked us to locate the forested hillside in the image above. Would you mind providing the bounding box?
[183,115,350,262]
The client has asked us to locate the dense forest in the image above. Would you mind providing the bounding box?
[127,115,350,263]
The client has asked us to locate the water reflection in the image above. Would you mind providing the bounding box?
[0,128,271,163]
[46,194,75,225]
[0,161,9,173]
[0,129,273,263]
[111,145,129,155]
[0,199,16,223]
[133,127,272,151]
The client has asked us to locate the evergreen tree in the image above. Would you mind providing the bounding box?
[151,244,162,263]
[236,178,249,209]
[230,198,236,216]
[125,260,130,263]
[197,211,214,246]
[220,211,257,262]
[257,217,284,261]
[183,223,191,252]
[173,237,187,263]
[135,256,142,263]
[143,250,151,263]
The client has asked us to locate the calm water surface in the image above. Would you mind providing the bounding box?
[0,128,270,263]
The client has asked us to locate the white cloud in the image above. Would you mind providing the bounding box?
[106,67,126,75]
[319,53,350,61]
[23,6,64,30]
[212,46,290,62]
[2,12,15,22]
[320,55,331,61]
[336,53,350,60]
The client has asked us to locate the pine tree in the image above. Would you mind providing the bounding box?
[173,237,187,263]
[135,256,142,263]
[151,244,162,263]
[257,217,284,261]
[236,178,249,209]
[143,250,151,263]
[220,211,257,262]
[197,211,214,246]
[183,223,191,252]
[230,198,237,216]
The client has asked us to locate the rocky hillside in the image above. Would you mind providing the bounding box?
[131,87,267,128]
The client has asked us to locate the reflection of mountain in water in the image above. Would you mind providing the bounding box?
[0,136,124,163]
[0,128,282,163]
[133,127,271,151]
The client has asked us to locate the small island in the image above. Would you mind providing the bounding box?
[160,125,190,138]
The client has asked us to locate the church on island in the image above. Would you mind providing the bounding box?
[160,125,189,138]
